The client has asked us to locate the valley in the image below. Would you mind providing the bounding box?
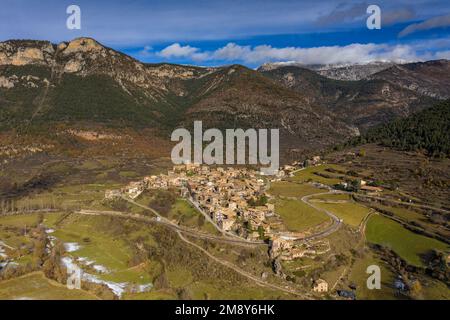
[0,37,449,301]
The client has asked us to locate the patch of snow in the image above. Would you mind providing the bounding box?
[137,283,153,292]
[61,256,77,270]
[61,256,127,297]
[64,242,81,253]
[83,273,128,297]
[46,228,55,234]
[0,242,9,259]
[92,264,109,274]
[77,257,95,266]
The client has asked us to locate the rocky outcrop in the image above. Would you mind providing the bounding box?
[370,60,450,100]
[0,40,54,66]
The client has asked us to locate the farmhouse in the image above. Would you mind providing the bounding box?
[313,279,328,293]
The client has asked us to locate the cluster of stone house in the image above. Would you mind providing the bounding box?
[180,165,274,238]
[116,163,278,239]
[269,236,330,261]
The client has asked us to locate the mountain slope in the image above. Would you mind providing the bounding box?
[0,39,215,129]
[259,61,395,81]
[369,60,450,100]
[353,100,450,157]
[0,38,358,160]
[258,63,443,130]
[184,65,357,153]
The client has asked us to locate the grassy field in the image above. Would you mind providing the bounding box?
[137,194,219,235]
[371,203,424,223]
[275,198,329,232]
[100,261,158,284]
[0,272,98,300]
[188,280,293,300]
[167,266,194,288]
[290,164,344,185]
[49,214,158,286]
[420,278,450,299]
[313,202,371,227]
[0,214,41,228]
[13,182,122,212]
[268,181,323,198]
[346,251,397,300]
[310,193,352,201]
[169,199,219,235]
[53,216,132,271]
[366,215,449,267]
[123,290,176,300]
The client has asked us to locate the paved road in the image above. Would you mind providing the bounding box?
[300,191,342,241]
[122,196,266,245]
[79,208,309,298]
[78,209,266,247]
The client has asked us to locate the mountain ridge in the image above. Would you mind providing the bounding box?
[1,37,448,160]
[0,38,358,160]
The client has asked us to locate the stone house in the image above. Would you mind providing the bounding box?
[313,279,328,293]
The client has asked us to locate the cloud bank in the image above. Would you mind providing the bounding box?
[150,40,450,65]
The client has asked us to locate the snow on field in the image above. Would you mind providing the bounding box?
[77,257,95,266]
[60,256,151,297]
[64,242,81,252]
[137,283,153,292]
[61,256,77,270]
[83,273,128,297]
[46,229,55,234]
[92,264,109,273]
[0,242,9,259]
[61,256,126,296]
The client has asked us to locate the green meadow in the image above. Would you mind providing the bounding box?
[366,215,449,267]
[290,164,344,185]
[269,181,323,198]
[312,202,370,227]
[275,198,329,232]
[0,272,98,300]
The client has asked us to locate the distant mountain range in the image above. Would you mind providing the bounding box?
[259,61,396,81]
[0,37,449,158]
[258,60,448,130]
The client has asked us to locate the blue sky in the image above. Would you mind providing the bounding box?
[1,0,449,67]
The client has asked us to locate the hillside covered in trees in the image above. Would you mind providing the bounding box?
[348,100,450,157]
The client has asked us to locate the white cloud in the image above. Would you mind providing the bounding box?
[157,41,450,65]
[158,43,208,61]
[159,43,198,58]
[399,14,450,37]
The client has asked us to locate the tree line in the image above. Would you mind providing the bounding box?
[343,100,450,157]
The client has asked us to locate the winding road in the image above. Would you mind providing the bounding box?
[78,204,309,298]
[300,191,343,240]
[121,196,266,245]
[78,208,266,247]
